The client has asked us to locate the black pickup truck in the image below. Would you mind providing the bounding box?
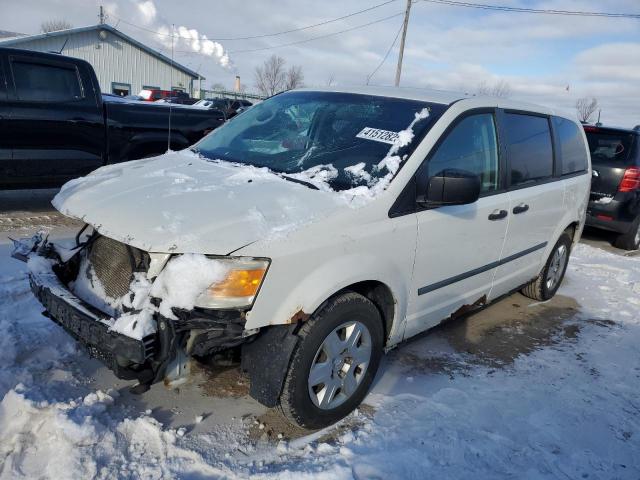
[0,47,224,189]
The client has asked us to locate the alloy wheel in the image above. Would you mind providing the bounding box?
[546,244,568,291]
[307,321,372,410]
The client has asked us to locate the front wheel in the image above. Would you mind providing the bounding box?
[279,292,384,430]
[521,233,572,301]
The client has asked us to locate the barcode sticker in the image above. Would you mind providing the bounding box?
[356,127,399,145]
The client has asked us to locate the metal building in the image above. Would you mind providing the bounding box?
[0,24,202,97]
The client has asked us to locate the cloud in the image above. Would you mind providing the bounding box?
[136,0,157,25]
[573,43,640,82]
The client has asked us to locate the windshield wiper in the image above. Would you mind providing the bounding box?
[279,174,319,190]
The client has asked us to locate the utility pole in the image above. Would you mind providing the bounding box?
[395,0,412,87]
[99,5,105,25]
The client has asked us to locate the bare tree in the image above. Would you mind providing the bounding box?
[284,65,304,91]
[326,73,336,87]
[254,55,304,96]
[41,19,73,33]
[477,79,512,98]
[576,97,599,123]
[210,82,226,92]
[254,55,287,96]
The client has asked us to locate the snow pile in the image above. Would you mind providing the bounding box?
[389,107,431,157]
[0,386,231,479]
[69,252,230,336]
[70,255,120,316]
[287,164,338,191]
[344,162,372,183]
[25,254,54,275]
[67,257,156,339]
[150,253,229,318]
[222,164,282,187]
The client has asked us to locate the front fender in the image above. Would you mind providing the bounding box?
[244,251,411,345]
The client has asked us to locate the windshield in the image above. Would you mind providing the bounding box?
[586,129,636,166]
[194,91,444,191]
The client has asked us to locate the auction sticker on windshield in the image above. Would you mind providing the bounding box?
[356,127,400,145]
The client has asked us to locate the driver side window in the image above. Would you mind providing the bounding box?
[429,113,499,193]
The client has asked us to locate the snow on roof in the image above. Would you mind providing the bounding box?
[0,24,202,80]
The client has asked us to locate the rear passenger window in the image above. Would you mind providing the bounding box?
[553,117,587,174]
[429,113,499,193]
[505,113,553,186]
[12,60,82,102]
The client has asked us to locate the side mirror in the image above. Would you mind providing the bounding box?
[418,168,481,207]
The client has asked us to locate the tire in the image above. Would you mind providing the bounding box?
[613,215,640,251]
[521,233,572,301]
[279,292,384,430]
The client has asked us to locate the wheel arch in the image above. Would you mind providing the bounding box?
[244,250,411,347]
[564,220,581,245]
[330,280,396,346]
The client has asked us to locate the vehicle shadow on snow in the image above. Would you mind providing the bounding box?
[389,292,584,380]
[247,289,598,443]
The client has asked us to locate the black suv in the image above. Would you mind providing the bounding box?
[585,125,640,250]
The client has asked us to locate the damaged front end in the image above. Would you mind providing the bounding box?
[12,228,254,392]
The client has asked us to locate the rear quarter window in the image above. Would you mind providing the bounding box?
[504,113,554,186]
[11,60,82,102]
[552,117,588,174]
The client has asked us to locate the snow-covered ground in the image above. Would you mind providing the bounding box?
[0,228,639,479]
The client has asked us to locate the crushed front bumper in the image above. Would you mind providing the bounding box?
[29,267,156,379]
[13,232,252,390]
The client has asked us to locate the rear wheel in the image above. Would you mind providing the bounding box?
[521,233,572,301]
[613,215,640,251]
[279,292,383,430]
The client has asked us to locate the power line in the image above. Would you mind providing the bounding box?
[104,0,399,42]
[158,12,403,57]
[367,20,404,84]
[420,0,640,18]
[226,13,405,54]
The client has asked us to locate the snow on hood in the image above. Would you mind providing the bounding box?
[52,151,349,254]
[52,109,429,254]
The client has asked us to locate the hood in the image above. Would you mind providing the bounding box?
[53,151,347,254]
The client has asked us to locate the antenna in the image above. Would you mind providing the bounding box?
[57,37,69,54]
[167,24,174,152]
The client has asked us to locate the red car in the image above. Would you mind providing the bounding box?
[138,89,172,102]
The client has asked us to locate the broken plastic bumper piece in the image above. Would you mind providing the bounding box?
[28,265,155,379]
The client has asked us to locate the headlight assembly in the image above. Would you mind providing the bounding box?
[194,257,269,309]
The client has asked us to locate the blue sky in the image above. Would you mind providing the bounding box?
[4,0,640,125]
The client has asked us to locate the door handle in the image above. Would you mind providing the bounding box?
[513,203,529,214]
[488,209,508,221]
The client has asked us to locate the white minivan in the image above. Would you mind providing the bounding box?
[15,87,591,429]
